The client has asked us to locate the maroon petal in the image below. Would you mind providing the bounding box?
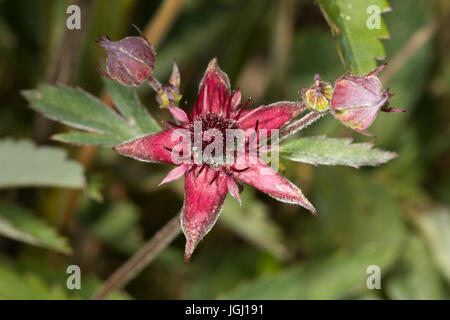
[168,106,190,123]
[159,164,190,186]
[182,167,228,261]
[233,157,316,215]
[237,101,304,138]
[193,58,231,116]
[113,128,187,164]
[226,176,241,205]
[227,89,242,116]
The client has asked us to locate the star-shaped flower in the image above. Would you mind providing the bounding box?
[113,59,315,261]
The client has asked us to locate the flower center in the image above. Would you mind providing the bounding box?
[189,112,237,167]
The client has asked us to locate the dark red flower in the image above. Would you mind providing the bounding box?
[330,64,404,136]
[96,26,155,87]
[113,59,315,261]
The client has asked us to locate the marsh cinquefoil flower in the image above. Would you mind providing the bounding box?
[113,59,316,261]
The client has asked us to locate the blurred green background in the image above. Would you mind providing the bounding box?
[0,0,449,299]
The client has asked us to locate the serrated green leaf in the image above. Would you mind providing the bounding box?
[222,244,398,299]
[318,0,390,74]
[23,82,162,148]
[280,135,397,168]
[22,84,132,138]
[0,200,71,254]
[103,78,160,134]
[0,139,84,189]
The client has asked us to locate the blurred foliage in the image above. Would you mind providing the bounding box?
[0,200,71,254]
[0,0,449,300]
[0,139,84,188]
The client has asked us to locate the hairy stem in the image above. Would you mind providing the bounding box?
[92,214,181,300]
[147,75,163,92]
[279,109,326,141]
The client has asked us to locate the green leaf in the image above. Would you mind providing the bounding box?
[22,83,161,148]
[0,201,71,254]
[280,135,397,168]
[318,0,390,74]
[221,189,290,261]
[22,84,132,138]
[222,244,398,299]
[103,78,160,134]
[0,139,84,189]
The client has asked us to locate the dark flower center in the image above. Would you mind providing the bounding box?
[189,112,237,167]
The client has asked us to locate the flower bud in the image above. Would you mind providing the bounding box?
[156,62,182,108]
[330,64,404,137]
[300,74,333,112]
[96,26,155,87]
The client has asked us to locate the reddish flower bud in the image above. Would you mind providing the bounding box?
[300,73,333,112]
[330,64,404,137]
[96,26,155,86]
